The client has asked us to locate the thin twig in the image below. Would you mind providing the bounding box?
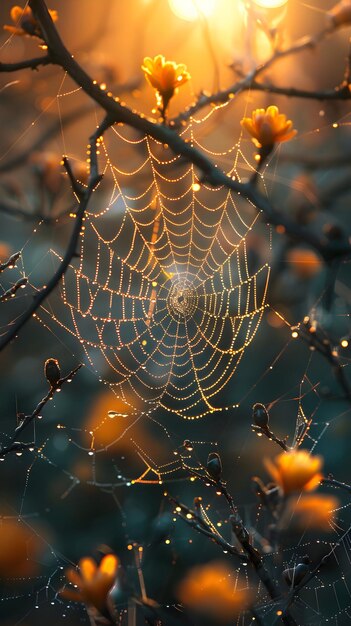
[0,200,74,224]
[0,363,82,457]
[167,493,245,561]
[0,55,51,72]
[321,475,351,496]
[0,251,21,274]
[282,526,351,616]
[293,318,351,403]
[170,26,338,127]
[248,79,351,101]
[0,277,28,303]
[180,463,297,625]
[252,425,289,451]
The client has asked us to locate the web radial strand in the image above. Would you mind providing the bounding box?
[45,120,270,419]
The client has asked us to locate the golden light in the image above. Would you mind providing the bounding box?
[253,0,287,7]
[168,0,215,21]
[250,0,288,31]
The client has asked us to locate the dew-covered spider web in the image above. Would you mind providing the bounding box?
[41,117,270,422]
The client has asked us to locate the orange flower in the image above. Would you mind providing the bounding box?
[60,554,118,613]
[286,494,339,532]
[177,561,251,621]
[4,5,58,38]
[264,449,323,495]
[286,248,323,279]
[241,105,297,148]
[327,1,351,28]
[142,55,190,114]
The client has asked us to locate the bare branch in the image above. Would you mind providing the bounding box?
[0,251,21,274]
[0,363,82,458]
[0,55,51,72]
[0,277,28,303]
[170,26,342,127]
[292,317,351,403]
[321,475,351,496]
[167,493,245,561]
[282,526,351,616]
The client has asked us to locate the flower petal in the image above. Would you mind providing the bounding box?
[79,557,97,582]
[60,587,84,602]
[66,568,83,587]
[10,6,27,22]
[99,554,118,578]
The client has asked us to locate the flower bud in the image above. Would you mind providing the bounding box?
[327,1,351,28]
[283,562,309,586]
[207,452,222,481]
[252,403,269,428]
[183,440,193,452]
[44,358,61,388]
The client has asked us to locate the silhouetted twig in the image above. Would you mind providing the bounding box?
[282,526,351,617]
[167,493,245,561]
[321,475,351,496]
[292,317,351,403]
[0,363,82,458]
[178,455,297,625]
[0,55,51,72]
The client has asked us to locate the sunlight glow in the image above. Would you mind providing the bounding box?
[253,0,287,8]
[168,0,216,21]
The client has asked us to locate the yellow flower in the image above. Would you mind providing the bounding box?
[327,1,351,28]
[4,5,58,38]
[177,561,251,621]
[264,449,323,495]
[142,55,190,114]
[241,105,297,148]
[60,554,118,613]
[286,494,339,532]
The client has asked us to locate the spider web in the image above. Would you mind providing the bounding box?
[39,116,270,422]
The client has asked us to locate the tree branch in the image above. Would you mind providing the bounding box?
[180,461,297,625]
[167,493,246,561]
